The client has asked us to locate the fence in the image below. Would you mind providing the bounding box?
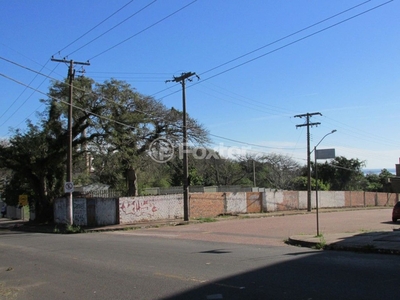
[142,185,268,195]
[84,189,123,198]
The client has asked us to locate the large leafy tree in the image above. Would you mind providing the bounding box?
[316,156,365,190]
[257,153,302,189]
[46,77,208,193]
[0,76,208,221]
[0,123,66,220]
[364,169,393,192]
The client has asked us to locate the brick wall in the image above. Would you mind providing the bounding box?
[246,192,262,213]
[190,193,224,218]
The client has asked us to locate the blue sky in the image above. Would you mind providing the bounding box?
[1,0,399,170]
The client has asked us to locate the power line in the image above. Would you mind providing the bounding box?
[152,1,375,99]
[209,133,303,151]
[155,0,393,100]
[3,55,397,164]
[199,0,394,83]
[4,52,399,161]
[89,0,198,61]
[1,57,200,134]
[0,61,49,121]
[0,67,305,165]
[322,115,400,148]
[191,83,297,116]
[53,0,135,56]
[0,56,166,123]
[0,60,62,128]
[199,0,372,77]
[4,68,394,169]
[66,0,158,57]
[0,72,136,129]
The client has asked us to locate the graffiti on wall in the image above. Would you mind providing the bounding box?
[120,198,158,218]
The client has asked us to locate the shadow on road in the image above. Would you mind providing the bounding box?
[159,249,396,300]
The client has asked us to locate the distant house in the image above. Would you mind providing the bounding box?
[388,159,400,193]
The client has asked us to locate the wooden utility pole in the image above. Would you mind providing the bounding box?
[294,112,321,212]
[51,57,90,225]
[166,72,199,221]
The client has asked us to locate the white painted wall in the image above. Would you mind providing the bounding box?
[119,194,183,224]
[299,191,308,209]
[264,191,283,212]
[225,192,246,214]
[317,191,345,208]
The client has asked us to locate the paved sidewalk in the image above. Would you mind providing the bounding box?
[2,208,400,255]
[288,230,400,255]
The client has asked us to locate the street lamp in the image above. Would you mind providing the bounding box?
[314,129,336,236]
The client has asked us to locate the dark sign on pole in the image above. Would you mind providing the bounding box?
[315,148,335,160]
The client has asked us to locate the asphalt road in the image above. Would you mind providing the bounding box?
[0,208,398,300]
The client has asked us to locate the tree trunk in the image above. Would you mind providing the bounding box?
[127,169,138,197]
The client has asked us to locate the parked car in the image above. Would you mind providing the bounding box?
[392,202,400,222]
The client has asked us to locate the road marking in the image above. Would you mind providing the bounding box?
[109,232,179,238]
[207,294,223,299]
[213,282,246,290]
[154,272,207,283]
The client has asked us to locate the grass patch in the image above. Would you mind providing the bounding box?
[65,224,85,234]
[313,234,326,250]
[359,229,373,233]
[194,217,217,223]
[53,224,86,234]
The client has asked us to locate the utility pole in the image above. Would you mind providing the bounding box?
[294,112,321,212]
[51,57,90,225]
[166,72,199,222]
[253,160,256,187]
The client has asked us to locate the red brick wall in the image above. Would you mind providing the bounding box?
[190,193,225,218]
[348,191,364,207]
[376,193,398,206]
[364,192,376,206]
[246,192,262,213]
[344,191,352,206]
[187,191,398,219]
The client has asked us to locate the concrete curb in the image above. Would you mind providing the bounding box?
[287,236,325,249]
[287,231,400,255]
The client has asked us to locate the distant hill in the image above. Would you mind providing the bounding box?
[363,169,395,175]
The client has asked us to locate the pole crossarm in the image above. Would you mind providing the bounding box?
[294,112,322,118]
[296,122,321,129]
[295,112,322,129]
[166,72,199,84]
[51,57,90,66]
